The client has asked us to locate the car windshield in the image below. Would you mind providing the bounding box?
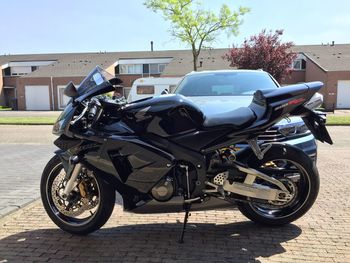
[175,71,278,96]
[77,66,114,96]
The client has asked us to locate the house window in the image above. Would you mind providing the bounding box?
[150,64,159,74]
[57,86,71,109]
[3,67,11,76]
[117,62,168,75]
[158,63,166,73]
[143,64,149,74]
[169,85,177,93]
[149,63,167,74]
[137,85,155,94]
[119,64,143,74]
[10,66,32,75]
[292,59,306,70]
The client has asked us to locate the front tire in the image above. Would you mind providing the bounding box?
[40,155,115,235]
[237,144,319,226]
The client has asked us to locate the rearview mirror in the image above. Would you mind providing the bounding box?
[64,81,78,98]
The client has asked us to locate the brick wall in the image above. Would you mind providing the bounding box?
[16,77,51,110]
[16,76,85,110]
[51,77,84,110]
[2,77,20,108]
[303,60,328,108]
[326,71,350,109]
[0,70,4,105]
[282,71,306,84]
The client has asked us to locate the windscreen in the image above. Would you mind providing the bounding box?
[175,71,278,96]
[77,66,114,96]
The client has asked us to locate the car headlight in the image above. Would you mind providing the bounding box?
[278,122,309,137]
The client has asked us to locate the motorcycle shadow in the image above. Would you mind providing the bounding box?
[0,221,301,262]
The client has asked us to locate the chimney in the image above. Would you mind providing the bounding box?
[331,41,335,46]
[150,41,154,52]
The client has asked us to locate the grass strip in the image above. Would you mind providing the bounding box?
[326,115,350,125]
[0,117,56,125]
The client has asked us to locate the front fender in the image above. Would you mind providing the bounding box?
[54,149,70,172]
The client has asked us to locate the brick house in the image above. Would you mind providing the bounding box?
[1,44,349,111]
[285,44,350,109]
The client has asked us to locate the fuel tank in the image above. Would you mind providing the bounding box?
[122,94,204,137]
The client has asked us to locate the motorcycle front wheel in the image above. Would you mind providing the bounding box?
[40,155,115,235]
[237,144,319,226]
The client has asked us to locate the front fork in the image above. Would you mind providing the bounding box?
[56,150,82,199]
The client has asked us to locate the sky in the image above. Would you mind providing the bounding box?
[1,0,350,54]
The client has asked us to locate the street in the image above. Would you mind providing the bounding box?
[0,125,349,262]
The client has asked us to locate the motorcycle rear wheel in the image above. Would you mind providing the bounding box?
[40,155,115,235]
[237,144,319,226]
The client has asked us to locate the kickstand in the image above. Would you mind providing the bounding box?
[179,203,191,244]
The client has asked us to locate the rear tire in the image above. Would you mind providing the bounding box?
[41,155,115,235]
[237,144,319,226]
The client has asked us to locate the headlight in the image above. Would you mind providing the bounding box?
[278,122,309,137]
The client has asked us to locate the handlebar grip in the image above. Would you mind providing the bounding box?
[88,105,98,120]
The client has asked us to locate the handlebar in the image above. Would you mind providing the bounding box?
[70,98,101,126]
[70,103,89,125]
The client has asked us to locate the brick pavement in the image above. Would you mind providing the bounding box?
[0,144,55,217]
[0,125,56,217]
[0,127,349,262]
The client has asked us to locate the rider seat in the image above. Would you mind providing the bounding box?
[203,107,256,129]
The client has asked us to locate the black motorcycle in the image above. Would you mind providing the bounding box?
[41,66,332,242]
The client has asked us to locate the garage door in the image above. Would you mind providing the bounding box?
[337,80,350,108]
[25,85,50,110]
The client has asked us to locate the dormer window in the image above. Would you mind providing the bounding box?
[115,58,172,76]
[1,60,55,76]
[119,64,143,74]
[292,59,306,71]
[3,67,11,76]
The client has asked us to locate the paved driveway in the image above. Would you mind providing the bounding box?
[0,125,56,217]
[0,126,349,262]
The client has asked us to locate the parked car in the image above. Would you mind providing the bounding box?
[174,70,318,160]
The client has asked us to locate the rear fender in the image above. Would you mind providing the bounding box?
[302,110,333,144]
[234,143,309,166]
[290,104,333,145]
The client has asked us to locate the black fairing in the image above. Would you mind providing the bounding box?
[122,94,204,137]
[81,135,176,193]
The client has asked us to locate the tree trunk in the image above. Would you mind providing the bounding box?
[193,53,198,71]
[192,44,198,71]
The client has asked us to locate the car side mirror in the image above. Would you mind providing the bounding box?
[64,81,78,98]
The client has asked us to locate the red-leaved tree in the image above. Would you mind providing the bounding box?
[225,29,297,82]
